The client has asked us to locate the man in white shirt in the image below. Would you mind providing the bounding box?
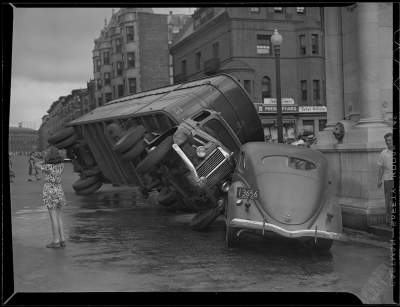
[377,132,393,225]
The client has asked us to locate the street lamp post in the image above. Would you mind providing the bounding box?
[271,29,283,143]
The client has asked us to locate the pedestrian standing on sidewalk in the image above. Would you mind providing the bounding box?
[27,150,41,181]
[377,132,393,225]
[9,154,15,183]
[35,145,67,248]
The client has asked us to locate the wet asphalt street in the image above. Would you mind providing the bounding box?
[9,155,394,303]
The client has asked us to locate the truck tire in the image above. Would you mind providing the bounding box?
[48,127,75,144]
[121,140,146,161]
[189,206,221,231]
[54,133,78,149]
[136,136,173,174]
[72,160,83,173]
[75,144,95,167]
[157,187,178,206]
[75,181,103,195]
[81,167,102,178]
[113,125,146,154]
[72,175,100,191]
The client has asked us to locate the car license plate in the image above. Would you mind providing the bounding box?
[237,187,259,200]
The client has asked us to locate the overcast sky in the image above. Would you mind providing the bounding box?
[9,7,194,129]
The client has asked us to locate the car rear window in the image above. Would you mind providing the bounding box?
[261,155,316,171]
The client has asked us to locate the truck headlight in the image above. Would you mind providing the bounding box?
[196,146,206,158]
[221,181,230,192]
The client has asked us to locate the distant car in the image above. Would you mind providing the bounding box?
[63,158,72,163]
[224,142,344,252]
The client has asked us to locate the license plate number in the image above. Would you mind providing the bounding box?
[237,187,259,200]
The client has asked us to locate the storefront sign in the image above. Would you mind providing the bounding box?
[263,98,295,105]
[256,103,298,113]
[298,106,327,113]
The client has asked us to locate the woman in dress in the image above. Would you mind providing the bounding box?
[36,146,67,248]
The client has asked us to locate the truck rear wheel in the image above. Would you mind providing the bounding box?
[113,125,146,154]
[136,136,173,174]
[75,181,103,195]
[48,127,75,144]
[54,133,78,149]
[73,175,101,191]
[121,140,146,161]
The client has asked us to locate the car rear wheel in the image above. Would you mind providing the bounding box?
[226,226,239,247]
[48,127,75,144]
[113,125,146,154]
[136,136,173,174]
[121,140,146,161]
[312,238,333,252]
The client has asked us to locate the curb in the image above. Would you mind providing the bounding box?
[342,227,392,249]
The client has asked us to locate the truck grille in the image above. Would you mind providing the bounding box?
[196,148,233,187]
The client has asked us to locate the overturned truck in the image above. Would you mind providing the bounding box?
[49,74,264,229]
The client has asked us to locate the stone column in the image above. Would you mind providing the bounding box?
[324,7,344,128]
[356,3,386,126]
[317,7,344,146]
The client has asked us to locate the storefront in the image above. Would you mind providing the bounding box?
[255,98,327,142]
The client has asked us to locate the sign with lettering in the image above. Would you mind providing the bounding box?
[256,103,298,113]
[298,106,327,113]
[263,98,295,105]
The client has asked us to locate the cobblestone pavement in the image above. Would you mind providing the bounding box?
[8,155,394,303]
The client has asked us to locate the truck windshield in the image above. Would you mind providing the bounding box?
[202,119,238,152]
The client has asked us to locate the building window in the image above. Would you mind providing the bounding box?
[128,78,137,94]
[95,58,101,72]
[313,80,320,103]
[116,38,122,53]
[243,80,252,95]
[103,51,110,65]
[105,93,112,103]
[257,34,271,55]
[301,80,307,101]
[319,119,327,131]
[118,84,124,97]
[182,60,187,76]
[98,97,103,106]
[302,120,315,134]
[250,7,260,13]
[212,42,219,58]
[127,52,135,68]
[299,35,306,55]
[274,7,283,13]
[195,52,201,71]
[296,7,305,14]
[311,34,319,54]
[261,76,271,101]
[97,79,102,90]
[104,72,111,85]
[126,25,134,42]
[117,61,123,76]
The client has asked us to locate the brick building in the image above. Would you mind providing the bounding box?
[170,7,327,142]
[92,8,170,106]
[38,88,87,148]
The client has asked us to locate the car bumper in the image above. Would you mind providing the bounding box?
[229,218,345,241]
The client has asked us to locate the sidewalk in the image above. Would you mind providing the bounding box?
[342,227,392,250]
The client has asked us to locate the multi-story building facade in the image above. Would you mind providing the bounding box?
[92,8,170,106]
[170,7,326,141]
[9,127,39,155]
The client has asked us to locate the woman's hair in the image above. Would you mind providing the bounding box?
[45,146,64,164]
